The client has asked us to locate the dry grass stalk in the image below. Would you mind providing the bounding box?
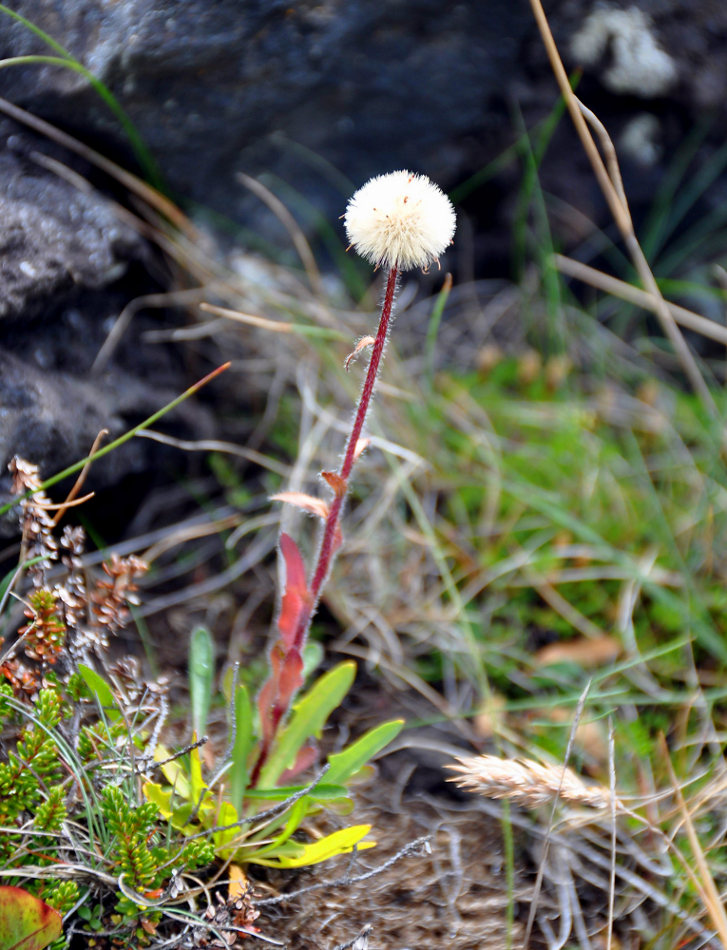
[527,0,717,417]
[447,754,617,811]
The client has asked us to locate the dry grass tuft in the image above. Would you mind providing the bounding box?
[447,754,618,811]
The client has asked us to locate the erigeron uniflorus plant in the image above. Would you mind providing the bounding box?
[253,170,456,779]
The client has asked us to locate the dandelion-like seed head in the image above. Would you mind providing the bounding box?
[344,170,456,272]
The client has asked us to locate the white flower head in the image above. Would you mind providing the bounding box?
[344,170,456,272]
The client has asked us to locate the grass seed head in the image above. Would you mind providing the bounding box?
[447,754,616,810]
[344,170,456,271]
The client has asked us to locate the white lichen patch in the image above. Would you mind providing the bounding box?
[571,5,678,97]
[618,113,662,166]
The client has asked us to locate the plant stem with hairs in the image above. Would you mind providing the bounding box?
[252,171,456,783]
[297,265,398,638]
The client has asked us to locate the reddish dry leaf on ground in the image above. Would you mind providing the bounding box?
[0,885,63,950]
[535,635,620,669]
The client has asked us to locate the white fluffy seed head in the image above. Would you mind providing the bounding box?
[344,170,456,272]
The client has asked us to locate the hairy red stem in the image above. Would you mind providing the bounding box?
[297,266,398,645]
[252,268,398,787]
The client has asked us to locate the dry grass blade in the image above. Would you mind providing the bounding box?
[0,95,198,238]
[134,428,290,476]
[554,254,727,346]
[527,0,717,416]
[447,754,616,811]
[660,735,727,948]
[199,301,295,334]
[92,287,214,374]
[237,171,323,298]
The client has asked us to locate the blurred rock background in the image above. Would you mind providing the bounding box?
[1,0,725,519]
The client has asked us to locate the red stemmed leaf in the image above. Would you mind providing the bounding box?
[0,886,63,950]
[274,645,303,718]
[257,644,284,748]
[277,534,310,647]
[321,471,347,498]
[271,492,330,520]
[280,743,318,783]
[257,642,305,750]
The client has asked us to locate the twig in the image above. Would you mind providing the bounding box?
[256,835,432,906]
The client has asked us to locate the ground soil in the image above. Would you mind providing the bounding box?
[256,772,528,950]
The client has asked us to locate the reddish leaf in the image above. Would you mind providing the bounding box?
[344,335,375,371]
[280,743,318,783]
[0,886,63,950]
[275,646,303,715]
[257,644,285,747]
[271,492,329,520]
[278,534,310,646]
[321,471,347,498]
[257,644,304,747]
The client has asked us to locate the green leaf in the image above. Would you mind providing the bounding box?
[243,783,347,802]
[142,782,203,833]
[189,743,206,804]
[189,626,215,738]
[212,800,243,853]
[251,824,375,868]
[244,798,309,860]
[229,684,253,815]
[0,885,63,950]
[142,781,174,819]
[257,661,356,789]
[76,665,121,722]
[153,744,192,800]
[325,719,404,786]
[0,4,162,188]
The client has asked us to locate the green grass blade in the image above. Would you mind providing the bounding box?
[425,275,453,390]
[188,626,215,739]
[243,783,347,801]
[325,719,404,786]
[0,362,230,519]
[229,683,253,814]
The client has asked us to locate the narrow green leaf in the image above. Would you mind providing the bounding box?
[243,783,347,802]
[76,664,120,722]
[257,661,356,789]
[0,885,63,950]
[325,719,404,786]
[250,797,309,858]
[229,684,253,815]
[251,824,375,868]
[189,743,205,804]
[189,626,215,738]
[0,363,229,518]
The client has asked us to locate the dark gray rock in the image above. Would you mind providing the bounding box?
[1,0,725,252]
[0,0,530,236]
[0,139,213,533]
[0,146,141,321]
[1,0,726,531]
